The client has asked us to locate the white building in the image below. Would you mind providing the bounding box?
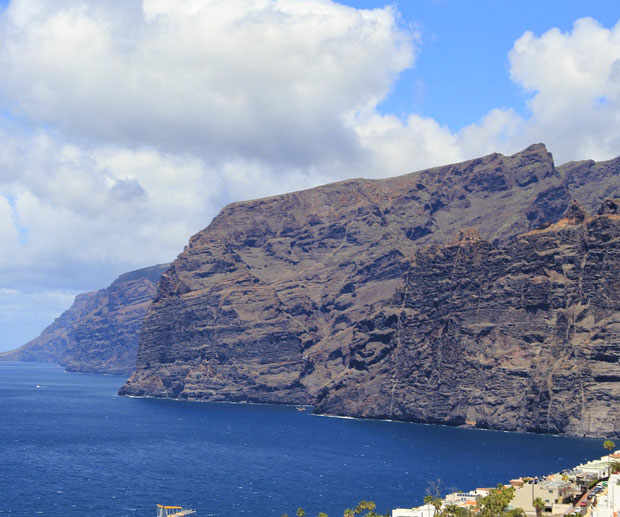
[444,488,489,504]
[591,475,620,517]
[392,503,436,517]
[511,480,575,513]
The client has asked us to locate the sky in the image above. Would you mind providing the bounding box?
[1,0,620,351]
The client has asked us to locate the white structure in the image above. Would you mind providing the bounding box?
[392,503,436,517]
[591,475,620,517]
[575,454,615,479]
[444,488,489,504]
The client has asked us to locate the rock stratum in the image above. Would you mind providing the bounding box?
[1,264,169,375]
[118,144,620,436]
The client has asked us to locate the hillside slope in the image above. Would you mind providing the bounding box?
[110,144,619,436]
[314,200,620,437]
[1,264,169,375]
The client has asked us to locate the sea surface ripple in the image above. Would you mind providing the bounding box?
[0,362,604,516]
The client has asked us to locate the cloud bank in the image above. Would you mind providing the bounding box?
[0,0,619,349]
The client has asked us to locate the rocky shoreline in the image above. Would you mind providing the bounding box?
[120,144,620,438]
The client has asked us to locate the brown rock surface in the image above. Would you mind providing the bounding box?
[559,156,620,212]
[315,201,620,437]
[118,144,620,436]
[1,264,169,375]
[118,148,554,389]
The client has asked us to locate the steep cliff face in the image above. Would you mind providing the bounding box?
[315,201,620,437]
[1,264,169,375]
[119,144,620,436]
[120,146,563,395]
[559,156,620,213]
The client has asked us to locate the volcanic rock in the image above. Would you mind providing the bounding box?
[315,203,620,437]
[1,264,169,375]
[118,144,620,436]
[119,146,560,396]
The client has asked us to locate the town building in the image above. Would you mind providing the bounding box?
[510,480,575,513]
[591,475,619,517]
[392,503,436,517]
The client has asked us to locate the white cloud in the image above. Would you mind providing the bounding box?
[0,287,77,313]
[506,17,620,161]
[0,0,415,166]
[354,112,463,176]
[0,195,20,244]
[1,2,620,352]
[0,130,223,286]
[352,16,620,175]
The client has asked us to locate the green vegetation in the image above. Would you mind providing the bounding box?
[441,505,473,516]
[605,440,616,475]
[424,495,443,513]
[351,500,388,516]
[477,484,518,517]
[532,497,545,517]
[290,500,389,517]
[289,483,529,517]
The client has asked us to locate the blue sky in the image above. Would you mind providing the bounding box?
[341,0,620,129]
[1,0,620,351]
[341,0,620,130]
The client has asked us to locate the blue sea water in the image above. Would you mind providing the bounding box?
[0,362,605,516]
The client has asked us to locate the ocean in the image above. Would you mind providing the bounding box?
[0,362,605,516]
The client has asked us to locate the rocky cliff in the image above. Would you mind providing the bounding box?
[314,201,620,437]
[1,264,169,375]
[119,144,620,436]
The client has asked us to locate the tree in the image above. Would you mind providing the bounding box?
[344,511,355,517]
[443,504,473,516]
[423,495,443,515]
[352,501,383,517]
[532,497,545,517]
[354,501,376,514]
[318,513,328,517]
[605,440,616,475]
[478,484,516,517]
[297,508,306,517]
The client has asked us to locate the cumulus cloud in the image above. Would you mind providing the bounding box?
[1,2,620,350]
[507,17,620,161]
[351,16,620,176]
[0,0,414,166]
[0,128,223,287]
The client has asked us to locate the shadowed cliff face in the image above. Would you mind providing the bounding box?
[118,144,620,436]
[115,149,554,394]
[559,157,620,213]
[315,202,620,437]
[1,264,169,375]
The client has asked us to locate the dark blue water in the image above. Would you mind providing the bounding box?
[0,362,604,516]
